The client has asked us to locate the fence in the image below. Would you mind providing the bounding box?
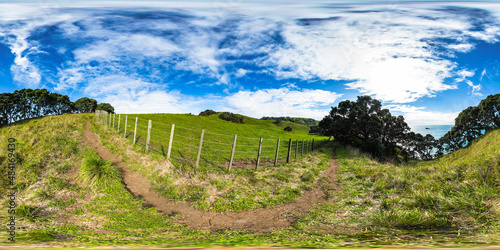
[95,110,330,170]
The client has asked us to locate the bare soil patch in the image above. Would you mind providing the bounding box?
[82,120,338,232]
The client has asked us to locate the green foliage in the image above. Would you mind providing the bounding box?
[319,96,413,161]
[96,103,115,114]
[218,112,244,124]
[284,126,292,132]
[77,150,120,188]
[73,97,97,113]
[262,116,319,127]
[199,109,217,116]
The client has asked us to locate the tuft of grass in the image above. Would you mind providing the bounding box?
[77,150,120,188]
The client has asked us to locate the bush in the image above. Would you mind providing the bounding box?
[199,109,217,116]
[309,125,321,134]
[284,126,292,132]
[77,151,120,188]
[218,112,244,124]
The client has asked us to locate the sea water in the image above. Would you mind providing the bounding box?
[410,125,453,139]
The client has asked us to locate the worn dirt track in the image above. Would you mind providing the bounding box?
[82,120,339,232]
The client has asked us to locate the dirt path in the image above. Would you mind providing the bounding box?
[82,120,338,232]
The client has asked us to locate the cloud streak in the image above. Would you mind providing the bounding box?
[0,2,499,123]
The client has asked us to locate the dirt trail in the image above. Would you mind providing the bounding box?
[82,120,338,232]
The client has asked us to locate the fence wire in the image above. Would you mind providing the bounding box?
[95,111,330,170]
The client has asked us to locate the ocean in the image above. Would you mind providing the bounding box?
[410,125,453,139]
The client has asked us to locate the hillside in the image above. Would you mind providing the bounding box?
[106,112,326,170]
[0,113,499,247]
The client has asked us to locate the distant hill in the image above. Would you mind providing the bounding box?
[260,116,319,127]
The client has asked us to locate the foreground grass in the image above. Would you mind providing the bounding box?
[90,116,332,212]
[1,113,499,247]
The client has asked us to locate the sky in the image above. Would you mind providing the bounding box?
[1,0,500,129]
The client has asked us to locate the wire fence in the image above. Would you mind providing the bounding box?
[95,110,331,171]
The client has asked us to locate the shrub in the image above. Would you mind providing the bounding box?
[284,126,292,132]
[77,151,120,188]
[218,112,244,124]
[199,109,217,116]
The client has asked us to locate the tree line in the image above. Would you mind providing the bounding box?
[261,116,319,127]
[318,94,500,162]
[0,89,114,126]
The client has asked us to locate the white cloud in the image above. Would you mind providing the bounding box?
[105,90,201,115]
[263,4,500,103]
[222,88,342,119]
[387,104,459,127]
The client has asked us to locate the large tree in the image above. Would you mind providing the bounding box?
[96,103,115,114]
[319,96,413,161]
[73,97,97,113]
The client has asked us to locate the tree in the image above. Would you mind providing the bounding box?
[218,112,244,124]
[0,93,15,126]
[319,95,421,161]
[73,97,97,113]
[478,94,500,130]
[284,126,292,132]
[96,103,115,114]
[199,109,217,116]
[48,93,72,115]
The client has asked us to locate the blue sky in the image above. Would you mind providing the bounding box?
[1,0,500,128]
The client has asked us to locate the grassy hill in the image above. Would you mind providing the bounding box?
[0,113,499,247]
[107,113,327,170]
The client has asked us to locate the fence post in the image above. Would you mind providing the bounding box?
[287,139,292,163]
[228,135,237,171]
[145,120,152,153]
[113,114,115,129]
[301,139,304,156]
[196,129,205,168]
[306,139,309,154]
[118,114,121,133]
[274,139,280,166]
[256,137,263,169]
[167,124,175,159]
[133,117,138,144]
[312,139,315,151]
[295,139,298,158]
[124,115,128,138]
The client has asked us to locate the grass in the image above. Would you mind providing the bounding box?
[1,113,500,247]
[77,150,121,188]
[91,115,333,212]
[106,113,326,171]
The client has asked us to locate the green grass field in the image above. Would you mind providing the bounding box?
[103,112,327,170]
[0,113,499,247]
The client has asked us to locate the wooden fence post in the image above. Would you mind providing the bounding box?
[301,139,304,156]
[124,115,128,138]
[274,139,280,166]
[145,120,152,153]
[118,114,121,133]
[312,139,315,151]
[287,139,292,163]
[133,117,138,144]
[167,124,175,159]
[295,139,298,158]
[228,135,237,171]
[306,139,309,154]
[113,114,115,129]
[256,137,263,169]
[196,129,205,168]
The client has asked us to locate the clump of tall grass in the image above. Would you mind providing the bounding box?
[371,206,451,229]
[77,150,120,188]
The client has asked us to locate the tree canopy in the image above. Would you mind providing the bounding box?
[319,96,439,161]
[320,94,500,161]
[0,89,112,127]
